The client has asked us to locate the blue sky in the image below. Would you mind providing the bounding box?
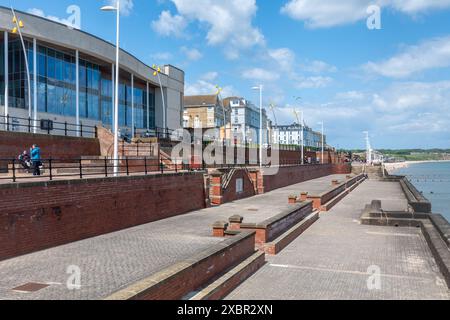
[2,0,450,149]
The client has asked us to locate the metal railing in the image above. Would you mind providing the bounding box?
[0,157,327,183]
[137,127,184,141]
[210,159,323,169]
[0,156,200,183]
[0,114,97,138]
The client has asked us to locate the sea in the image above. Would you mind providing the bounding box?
[393,161,450,223]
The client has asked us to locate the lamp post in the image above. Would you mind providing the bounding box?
[252,85,263,169]
[269,103,278,145]
[11,8,33,132]
[364,131,372,165]
[101,0,120,176]
[152,65,166,138]
[293,108,304,165]
[216,85,232,145]
[293,96,304,165]
[318,121,324,164]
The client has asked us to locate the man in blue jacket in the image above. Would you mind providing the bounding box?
[30,144,42,176]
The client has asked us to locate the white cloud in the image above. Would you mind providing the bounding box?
[268,48,296,71]
[28,8,80,29]
[185,79,235,97]
[150,52,173,64]
[370,81,450,114]
[281,0,450,28]
[107,0,134,16]
[364,36,450,78]
[152,10,187,37]
[281,0,369,28]
[336,91,366,100]
[154,0,264,58]
[302,60,337,74]
[295,76,333,89]
[181,47,203,61]
[242,68,279,82]
[200,72,219,81]
[390,0,450,14]
[261,48,335,89]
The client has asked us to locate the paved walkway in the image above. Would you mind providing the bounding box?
[0,174,348,300]
[226,180,450,300]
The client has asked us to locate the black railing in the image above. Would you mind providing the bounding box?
[0,114,97,138]
[209,159,322,169]
[136,127,184,141]
[0,156,201,183]
[0,157,327,183]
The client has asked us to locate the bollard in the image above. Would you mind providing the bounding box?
[300,192,308,201]
[332,180,339,186]
[212,221,229,237]
[228,215,244,230]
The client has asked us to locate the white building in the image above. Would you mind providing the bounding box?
[272,123,326,149]
[224,97,269,145]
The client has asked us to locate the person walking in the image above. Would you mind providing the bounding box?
[30,144,42,176]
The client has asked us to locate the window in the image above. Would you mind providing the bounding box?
[236,178,244,194]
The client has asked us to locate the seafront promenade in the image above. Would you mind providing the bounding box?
[0,174,348,300]
[0,170,449,300]
[226,180,450,300]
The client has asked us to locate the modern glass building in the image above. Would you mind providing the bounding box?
[0,6,185,137]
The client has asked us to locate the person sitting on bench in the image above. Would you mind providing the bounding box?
[18,150,31,172]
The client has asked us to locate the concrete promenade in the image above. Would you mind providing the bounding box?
[226,180,450,300]
[0,174,347,300]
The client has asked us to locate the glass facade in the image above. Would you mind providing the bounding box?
[0,35,156,130]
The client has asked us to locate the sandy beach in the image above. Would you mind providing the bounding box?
[385,160,450,173]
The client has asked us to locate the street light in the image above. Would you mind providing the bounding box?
[11,8,34,132]
[252,85,263,169]
[363,131,372,165]
[101,0,120,176]
[153,64,167,138]
[293,96,305,165]
[318,121,324,164]
[269,103,278,145]
[215,85,227,144]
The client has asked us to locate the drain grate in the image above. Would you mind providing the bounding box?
[13,282,49,293]
[247,208,259,212]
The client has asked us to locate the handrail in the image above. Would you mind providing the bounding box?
[0,156,198,183]
[0,114,97,138]
[0,156,334,184]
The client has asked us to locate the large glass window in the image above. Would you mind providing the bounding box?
[3,37,156,130]
[7,38,33,110]
[79,59,101,120]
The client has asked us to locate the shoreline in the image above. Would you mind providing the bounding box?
[385,160,450,173]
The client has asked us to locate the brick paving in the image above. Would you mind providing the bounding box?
[0,174,348,300]
[226,180,450,300]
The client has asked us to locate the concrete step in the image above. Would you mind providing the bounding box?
[188,251,266,300]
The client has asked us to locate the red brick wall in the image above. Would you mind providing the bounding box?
[127,232,256,300]
[210,169,257,205]
[257,165,327,193]
[222,170,256,204]
[248,164,351,193]
[0,131,100,170]
[333,163,352,174]
[0,172,206,261]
